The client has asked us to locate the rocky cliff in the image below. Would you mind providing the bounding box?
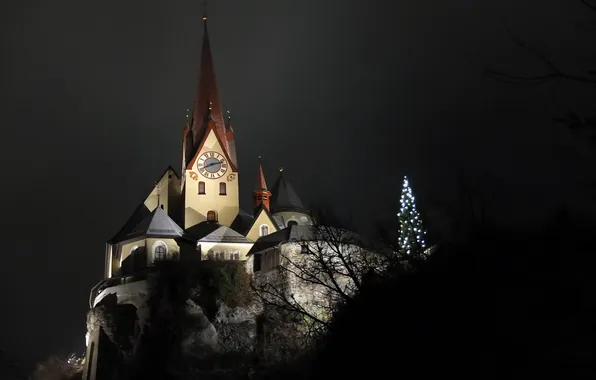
[87,261,260,379]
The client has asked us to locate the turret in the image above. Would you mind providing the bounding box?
[270,168,312,227]
[253,158,271,215]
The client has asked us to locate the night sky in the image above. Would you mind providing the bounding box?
[1,0,595,369]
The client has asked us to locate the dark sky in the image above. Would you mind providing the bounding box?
[1,0,595,369]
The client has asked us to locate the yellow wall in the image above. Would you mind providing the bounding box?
[198,242,253,261]
[184,129,240,228]
[116,239,146,274]
[111,238,183,276]
[146,238,181,264]
[246,209,279,242]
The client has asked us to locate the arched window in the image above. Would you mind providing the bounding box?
[152,241,168,261]
[287,220,298,227]
[207,210,217,222]
[198,181,205,194]
[219,182,227,195]
[260,224,269,237]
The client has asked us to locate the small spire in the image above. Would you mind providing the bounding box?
[256,158,268,191]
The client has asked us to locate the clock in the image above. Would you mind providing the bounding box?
[197,151,228,179]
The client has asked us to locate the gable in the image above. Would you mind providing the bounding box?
[186,121,238,173]
[144,166,180,213]
[109,166,181,243]
[246,206,280,242]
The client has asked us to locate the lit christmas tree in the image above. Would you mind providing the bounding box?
[397,176,427,256]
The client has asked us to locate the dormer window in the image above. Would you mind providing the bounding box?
[198,181,206,194]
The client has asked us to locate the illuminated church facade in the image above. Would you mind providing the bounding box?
[82,16,318,380]
[102,17,313,282]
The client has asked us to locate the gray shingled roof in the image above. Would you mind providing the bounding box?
[248,224,313,254]
[107,165,180,243]
[109,203,152,243]
[230,208,255,235]
[270,171,309,214]
[130,206,185,238]
[248,224,366,255]
[199,225,253,243]
[185,221,222,240]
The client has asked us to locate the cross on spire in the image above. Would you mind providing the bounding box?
[155,182,161,208]
[201,1,208,20]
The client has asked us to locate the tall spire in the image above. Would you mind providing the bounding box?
[191,10,227,150]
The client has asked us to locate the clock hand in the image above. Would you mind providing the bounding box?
[204,160,224,168]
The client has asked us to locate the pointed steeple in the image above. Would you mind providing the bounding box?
[253,157,272,214]
[270,169,308,214]
[256,157,268,190]
[191,13,228,152]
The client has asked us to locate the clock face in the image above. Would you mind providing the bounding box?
[198,151,228,179]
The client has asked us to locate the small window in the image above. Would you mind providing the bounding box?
[301,244,309,254]
[215,251,225,260]
[207,251,214,260]
[260,224,269,237]
[219,182,226,195]
[287,220,298,227]
[207,210,217,222]
[198,181,206,194]
[253,255,262,271]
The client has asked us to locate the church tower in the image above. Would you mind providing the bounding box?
[182,14,240,229]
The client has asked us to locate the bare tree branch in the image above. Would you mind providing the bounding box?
[251,219,392,346]
[485,33,596,85]
[581,0,596,13]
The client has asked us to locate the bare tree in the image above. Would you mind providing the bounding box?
[251,219,391,349]
[485,0,596,139]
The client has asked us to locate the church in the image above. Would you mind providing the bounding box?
[102,15,313,281]
[81,15,340,380]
